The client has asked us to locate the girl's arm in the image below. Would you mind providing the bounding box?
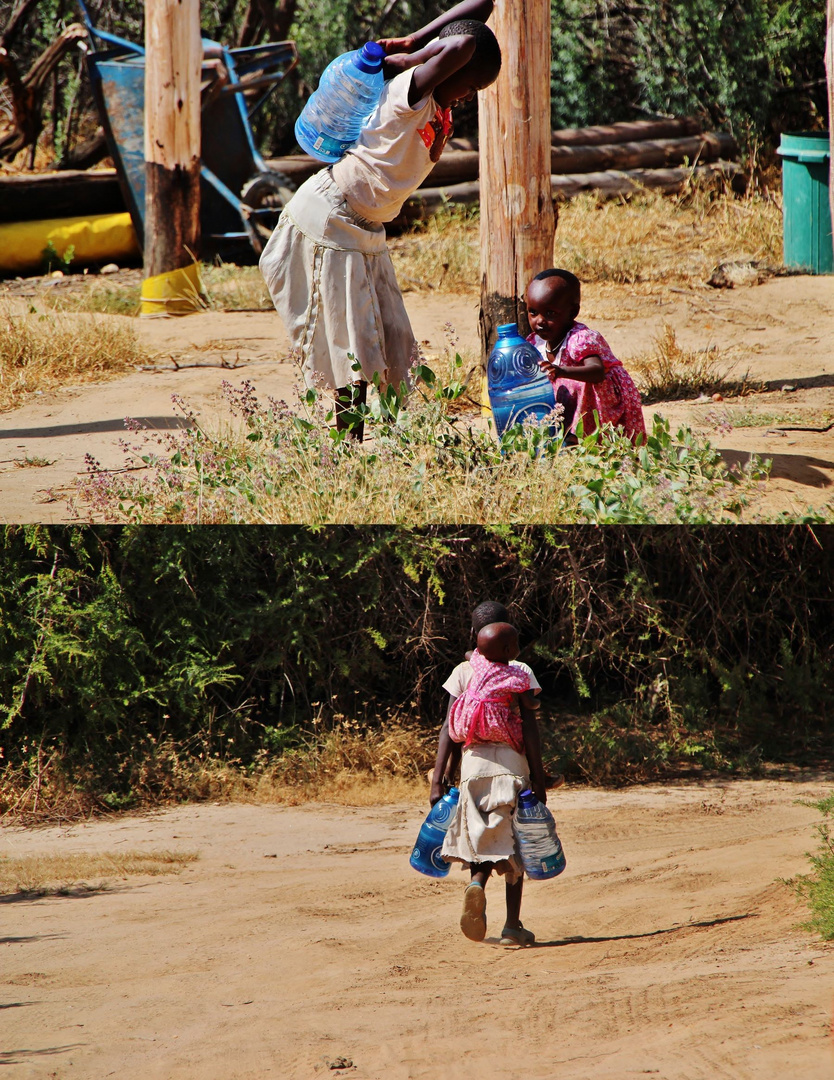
[539,353,606,385]
[430,696,462,806]
[520,700,548,805]
[382,34,476,101]
[519,689,540,711]
[379,1,494,54]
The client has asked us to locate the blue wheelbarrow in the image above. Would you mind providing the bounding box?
[77,0,298,263]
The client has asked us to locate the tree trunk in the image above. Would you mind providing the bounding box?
[478,0,555,359]
[143,0,201,277]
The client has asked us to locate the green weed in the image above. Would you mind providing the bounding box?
[69,358,765,524]
[793,795,834,940]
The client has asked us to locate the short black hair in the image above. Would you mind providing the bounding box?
[471,600,509,634]
[533,267,581,305]
[439,19,502,82]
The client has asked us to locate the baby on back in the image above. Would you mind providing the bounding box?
[448,622,539,753]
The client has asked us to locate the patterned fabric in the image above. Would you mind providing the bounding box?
[528,323,646,444]
[448,649,529,755]
[417,106,453,161]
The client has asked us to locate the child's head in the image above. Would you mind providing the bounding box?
[477,621,520,663]
[471,600,510,638]
[525,269,581,345]
[435,20,502,108]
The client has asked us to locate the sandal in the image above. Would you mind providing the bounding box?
[499,923,535,946]
[460,882,487,942]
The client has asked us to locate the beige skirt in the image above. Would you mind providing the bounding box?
[259,168,417,391]
[442,743,530,885]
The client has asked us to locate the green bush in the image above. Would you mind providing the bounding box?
[794,795,834,941]
[2,523,834,808]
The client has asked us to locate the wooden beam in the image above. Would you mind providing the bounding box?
[551,116,701,147]
[478,0,555,358]
[396,162,744,227]
[143,0,201,278]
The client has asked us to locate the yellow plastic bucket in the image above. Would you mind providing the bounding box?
[139,261,209,317]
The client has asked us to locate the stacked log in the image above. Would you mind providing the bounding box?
[396,119,742,227]
[0,117,742,243]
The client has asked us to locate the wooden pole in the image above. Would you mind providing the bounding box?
[827,0,834,266]
[478,0,555,359]
[144,0,201,279]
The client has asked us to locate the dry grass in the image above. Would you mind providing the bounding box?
[552,186,782,287]
[0,850,198,896]
[0,304,146,411]
[629,324,759,403]
[388,185,782,295]
[0,721,434,825]
[389,205,480,293]
[42,279,141,316]
[202,263,274,310]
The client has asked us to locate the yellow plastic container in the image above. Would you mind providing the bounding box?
[139,261,209,317]
[0,212,139,275]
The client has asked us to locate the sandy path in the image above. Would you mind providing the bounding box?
[3,777,834,1079]
[0,278,832,521]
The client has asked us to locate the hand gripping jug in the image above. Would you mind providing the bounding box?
[295,42,386,163]
[409,788,459,877]
[513,789,566,880]
[486,323,556,436]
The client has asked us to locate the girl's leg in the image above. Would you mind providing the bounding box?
[505,876,523,928]
[470,862,493,887]
[460,862,492,942]
[335,380,367,440]
[500,875,535,945]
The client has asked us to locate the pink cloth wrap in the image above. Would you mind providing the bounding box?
[448,649,529,755]
[528,322,646,444]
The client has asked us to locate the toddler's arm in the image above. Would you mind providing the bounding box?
[539,352,605,384]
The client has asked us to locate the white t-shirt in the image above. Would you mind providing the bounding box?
[443,659,542,701]
[331,69,439,223]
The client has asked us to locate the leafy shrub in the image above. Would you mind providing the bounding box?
[793,795,834,940]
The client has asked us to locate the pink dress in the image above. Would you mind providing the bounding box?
[528,323,646,444]
[448,649,529,755]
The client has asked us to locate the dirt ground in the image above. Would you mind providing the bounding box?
[0,274,833,521]
[2,777,834,1079]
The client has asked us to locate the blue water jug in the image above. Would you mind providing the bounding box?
[487,323,557,436]
[295,42,386,163]
[513,789,566,880]
[409,788,460,878]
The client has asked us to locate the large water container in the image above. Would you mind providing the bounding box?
[513,789,566,880]
[486,323,556,436]
[295,43,386,164]
[409,788,460,878]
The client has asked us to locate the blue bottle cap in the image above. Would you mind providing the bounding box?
[518,789,538,808]
[496,323,519,336]
[355,41,385,73]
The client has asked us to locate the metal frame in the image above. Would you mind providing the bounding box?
[77,0,297,262]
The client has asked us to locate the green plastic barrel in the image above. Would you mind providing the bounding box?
[778,132,832,274]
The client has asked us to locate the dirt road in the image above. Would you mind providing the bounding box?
[0,276,833,521]
[3,777,833,1078]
